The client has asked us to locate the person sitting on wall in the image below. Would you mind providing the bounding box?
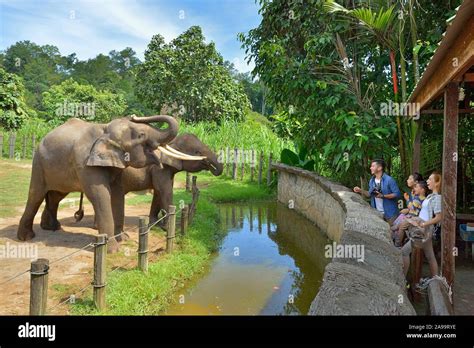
[392,180,428,247]
[353,159,401,225]
[401,172,442,279]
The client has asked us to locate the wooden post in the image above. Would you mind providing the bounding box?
[138,216,149,272]
[181,205,189,235]
[32,134,36,157]
[226,147,231,177]
[9,133,16,159]
[258,152,263,185]
[93,234,107,311]
[166,205,176,253]
[192,175,197,192]
[250,149,255,182]
[29,258,49,315]
[0,134,3,158]
[241,148,245,181]
[22,135,27,159]
[185,172,191,192]
[232,148,238,180]
[412,119,423,173]
[410,249,424,302]
[441,82,459,287]
[267,153,273,186]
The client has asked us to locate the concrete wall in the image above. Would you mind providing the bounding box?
[273,163,416,315]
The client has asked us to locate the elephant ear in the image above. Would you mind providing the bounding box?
[87,135,126,168]
[158,150,183,170]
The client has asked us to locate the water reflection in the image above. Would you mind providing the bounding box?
[166,202,331,315]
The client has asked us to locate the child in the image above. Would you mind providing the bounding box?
[392,180,428,247]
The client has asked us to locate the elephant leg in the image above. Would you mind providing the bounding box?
[40,191,68,231]
[149,191,162,226]
[17,161,47,241]
[151,171,173,230]
[81,171,119,253]
[111,178,127,242]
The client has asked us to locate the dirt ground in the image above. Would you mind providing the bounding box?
[0,200,166,315]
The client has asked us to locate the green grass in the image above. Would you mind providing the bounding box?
[70,172,274,315]
[0,159,33,217]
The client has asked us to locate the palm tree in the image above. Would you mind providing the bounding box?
[324,0,409,176]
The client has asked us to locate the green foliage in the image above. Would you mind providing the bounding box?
[42,79,127,125]
[1,41,69,112]
[0,68,31,130]
[280,146,315,171]
[178,111,291,156]
[240,0,460,185]
[136,26,251,122]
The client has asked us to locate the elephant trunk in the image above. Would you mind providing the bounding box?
[131,115,179,145]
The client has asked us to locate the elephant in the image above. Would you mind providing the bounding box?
[17,115,181,253]
[42,133,223,232]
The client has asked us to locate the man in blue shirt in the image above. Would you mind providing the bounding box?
[353,159,401,225]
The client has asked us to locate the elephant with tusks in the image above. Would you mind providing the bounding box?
[40,133,223,237]
[18,115,181,253]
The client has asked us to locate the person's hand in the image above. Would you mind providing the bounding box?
[353,186,361,193]
[401,208,409,214]
[375,192,383,199]
[403,192,409,201]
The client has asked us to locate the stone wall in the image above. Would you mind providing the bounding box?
[273,163,416,315]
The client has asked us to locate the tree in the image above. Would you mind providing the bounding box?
[0,68,31,130]
[1,41,68,112]
[240,0,460,185]
[136,26,250,122]
[42,78,127,125]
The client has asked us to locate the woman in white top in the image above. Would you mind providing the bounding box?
[401,173,443,278]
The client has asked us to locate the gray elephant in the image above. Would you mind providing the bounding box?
[43,133,223,232]
[17,115,180,253]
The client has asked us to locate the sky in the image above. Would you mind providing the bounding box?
[0,0,261,72]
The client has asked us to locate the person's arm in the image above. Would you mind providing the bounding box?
[353,186,370,198]
[421,195,442,227]
[421,212,442,227]
[383,177,401,200]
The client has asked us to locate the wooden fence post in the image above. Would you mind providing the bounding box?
[9,133,16,159]
[267,153,273,186]
[93,234,107,311]
[32,134,36,158]
[241,148,245,181]
[185,172,191,192]
[250,149,255,182]
[29,258,49,315]
[181,205,189,235]
[232,148,238,180]
[22,135,27,159]
[0,134,3,158]
[166,205,176,253]
[138,216,149,272]
[226,147,230,177]
[258,152,263,185]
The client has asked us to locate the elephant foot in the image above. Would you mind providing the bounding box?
[115,232,130,243]
[17,227,35,241]
[40,219,61,231]
[107,239,120,254]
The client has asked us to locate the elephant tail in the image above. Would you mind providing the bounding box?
[74,193,85,222]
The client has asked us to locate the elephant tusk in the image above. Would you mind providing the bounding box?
[157,146,206,161]
[164,144,207,160]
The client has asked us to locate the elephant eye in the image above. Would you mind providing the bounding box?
[138,132,146,140]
